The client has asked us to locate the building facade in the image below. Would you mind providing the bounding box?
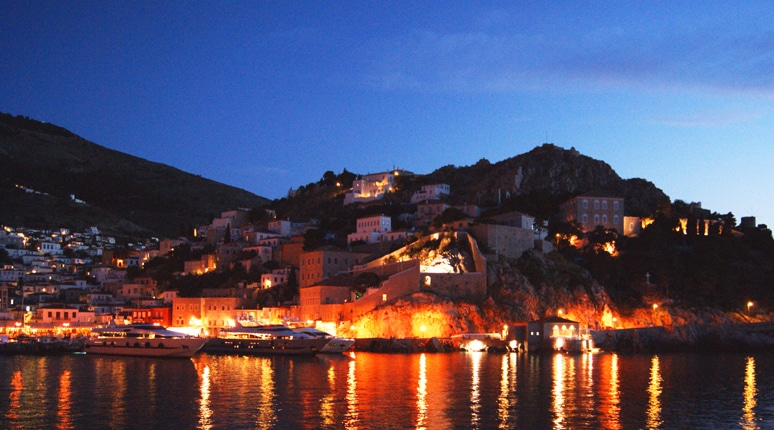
[559,192,624,233]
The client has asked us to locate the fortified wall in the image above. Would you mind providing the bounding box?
[356,231,487,302]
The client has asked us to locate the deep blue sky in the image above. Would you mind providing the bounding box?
[3,2,773,226]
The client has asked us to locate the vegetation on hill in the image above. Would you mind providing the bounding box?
[0,112,269,239]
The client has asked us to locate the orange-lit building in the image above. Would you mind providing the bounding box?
[299,249,370,288]
[120,306,172,326]
[171,297,247,333]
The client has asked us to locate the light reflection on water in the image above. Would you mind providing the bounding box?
[0,352,771,429]
[198,364,212,430]
[647,355,663,429]
[416,353,428,429]
[742,356,758,430]
[469,351,482,428]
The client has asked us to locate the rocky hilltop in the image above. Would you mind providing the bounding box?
[419,144,669,218]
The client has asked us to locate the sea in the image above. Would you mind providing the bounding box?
[0,350,771,429]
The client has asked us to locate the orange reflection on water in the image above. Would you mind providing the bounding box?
[646,355,663,429]
[254,358,276,430]
[107,359,128,429]
[56,370,72,430]
[741,356,757,429]
[497,353,517,429]
[198,365,212,430]
[598,353,621,430]
[318,364,337,428]
[470,351,482,428]
[7,370,22,422]
[345,357,358,429]
[552,354,566,429]
[416,353,428,429]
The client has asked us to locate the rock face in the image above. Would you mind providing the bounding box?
[353,250,618,339]
[593,321,774,352]
[354,292,492,338]
[424,143,670,216]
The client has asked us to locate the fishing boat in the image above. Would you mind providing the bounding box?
[85,323,207,358]
[292,327,355,353]
[203,324,330,356]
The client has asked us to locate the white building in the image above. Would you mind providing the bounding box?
[268,220,309,237]
[347,215,407,244]
[410,183,450,204]
[260,268,292,289]
[39,241,62,255]
[343,170,407,205]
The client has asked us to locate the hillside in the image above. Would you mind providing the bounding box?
[0,113,269,239]
[275,144,670,230]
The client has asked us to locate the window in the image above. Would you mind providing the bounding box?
[594,214,600,224]
[602,215,608,223]
[582,214,588,223]
[615,215,620,224]
[582,200,588,209]
[613,201,620,211]
[602,201,608,210]
[594,200,600,209]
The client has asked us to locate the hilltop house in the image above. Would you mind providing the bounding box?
[343,170,410,206]
[559,192,624,233]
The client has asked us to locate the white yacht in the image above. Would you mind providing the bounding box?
[203,324,330,356]
[292,327,355,354]
[85,323,207,358]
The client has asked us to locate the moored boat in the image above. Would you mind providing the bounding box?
[85,323,207,358]
[203,324,330,356]
[292,327,355,353]
[0,335,85,355]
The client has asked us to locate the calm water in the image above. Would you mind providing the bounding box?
[0,351,771,429]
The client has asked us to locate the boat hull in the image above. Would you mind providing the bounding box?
[320,338,355,354]
[203,337,330,356]
[85,337,207,358]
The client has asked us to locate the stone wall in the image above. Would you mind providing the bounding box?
[469,223,534,260]
[422,272,486,301]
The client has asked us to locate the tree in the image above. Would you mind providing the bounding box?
[303,228,326,251]
[432,207,468,228]
[352,272,380,299]
[0,247,11,265]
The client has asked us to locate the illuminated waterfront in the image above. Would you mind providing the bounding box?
[0,352,771,429]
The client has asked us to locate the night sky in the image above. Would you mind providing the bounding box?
[3,2,773,226]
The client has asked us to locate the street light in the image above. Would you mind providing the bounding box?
[747,301,754,315]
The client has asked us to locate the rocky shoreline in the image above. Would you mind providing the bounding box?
[350,322,774,354]
[593,321,774,353]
